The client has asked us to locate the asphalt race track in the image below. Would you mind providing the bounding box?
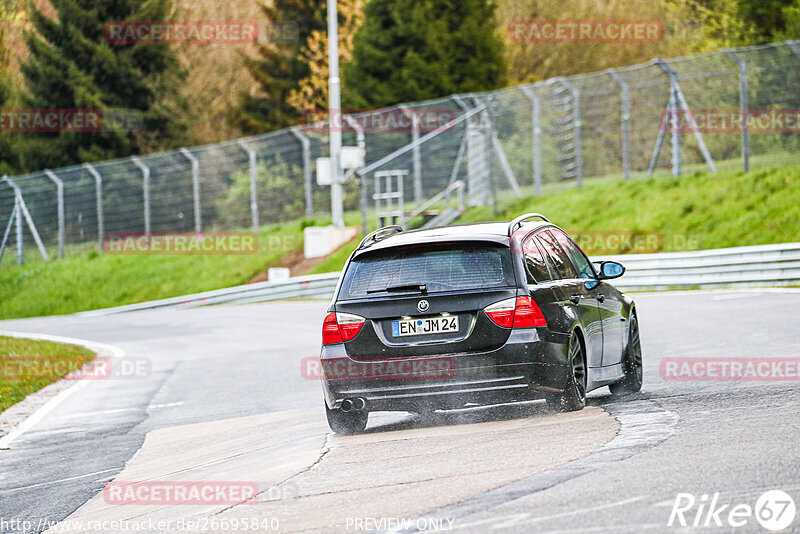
[0,289,798,533]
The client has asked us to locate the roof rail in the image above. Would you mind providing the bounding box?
[508,213,550,236]
[357,225,404,251]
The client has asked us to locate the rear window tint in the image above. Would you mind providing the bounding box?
[522,235,552,283]
[536,231,578,280]
[339,244,515,299]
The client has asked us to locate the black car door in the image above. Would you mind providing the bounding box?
[595,282,626,366]
[551,228,626,367]
[533,230,604,369]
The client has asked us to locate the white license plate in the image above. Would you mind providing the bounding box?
[392,316,459,337]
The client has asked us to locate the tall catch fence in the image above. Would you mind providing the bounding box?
[2,41,799,264]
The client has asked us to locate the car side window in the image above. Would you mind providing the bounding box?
[522,235,552,283]
[535,230,578,280]
[551,229,595,280]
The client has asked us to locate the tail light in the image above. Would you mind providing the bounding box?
[485,296,546,329]
[484,298,515,328]
[322,312,366,344]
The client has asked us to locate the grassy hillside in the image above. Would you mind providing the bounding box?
[1,160,799,320]
[0,221,310,319]
[459,164,800,252]
[310,160,800,275]
[0,335,95,413]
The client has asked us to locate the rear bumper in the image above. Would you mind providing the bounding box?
[320,328,570,412]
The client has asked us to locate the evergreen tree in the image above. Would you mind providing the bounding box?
[343,0,506,109]
[18,0,185,171]
[0,8,18,174]
[734,0,798,41]
[286,0,364,113]
[237,0,327,133]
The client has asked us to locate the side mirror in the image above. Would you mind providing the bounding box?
[599,261,625,279]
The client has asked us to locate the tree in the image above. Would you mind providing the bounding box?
[237,0,327,133]
[0,2,19,174]
[286,0,364,114]
[17,0,185,171]
[734,0,799,41]
[343,0,506,109]
[216,159,305,226]
[776,0,800,40]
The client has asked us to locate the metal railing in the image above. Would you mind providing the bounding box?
[2,41,800,264]
[78,242,800,315]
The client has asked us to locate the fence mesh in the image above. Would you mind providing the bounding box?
[2,41,799,264]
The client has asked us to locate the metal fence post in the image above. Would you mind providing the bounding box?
[521,85,543,195]
[131,157,151,235]
[44,170,65,258]
[608,70,631,180]
[289,127,313,219]
[237,141,259,231]
[1,176,49,262]
[0,175,24,264]
[15,189,22,264]
[343,116,367,232]
[449,96,471,187]
[556,77,583,188]
[656,58,716,175]
[0,176,15,263]
[179,148,202,233]
[725,49,749,173]
[669,82,681,177]
[478,95,522,197]
[399,105,422,206]
[83,163,104,250]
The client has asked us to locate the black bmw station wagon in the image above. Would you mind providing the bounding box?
[319,214,643,433]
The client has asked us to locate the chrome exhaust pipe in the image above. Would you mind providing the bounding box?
[340,399,353,412]
[352,398,366,411]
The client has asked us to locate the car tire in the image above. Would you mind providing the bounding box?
[609,313,643,396]
[545,334,587,412]
[325,403,368,434]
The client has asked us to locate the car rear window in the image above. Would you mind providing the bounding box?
[339,243,516,299]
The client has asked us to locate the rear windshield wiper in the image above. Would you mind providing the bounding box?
[367,283,428,294]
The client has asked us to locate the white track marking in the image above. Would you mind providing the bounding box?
[451,497,646,530]
[0,331,125,448]
[0,468,119,494]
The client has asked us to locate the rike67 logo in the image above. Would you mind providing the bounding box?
[669,490,796,531]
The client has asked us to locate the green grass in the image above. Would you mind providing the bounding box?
[0,336,96,413]
[3,156,800,319]
[0,221,316,319]
[309,236,360,275]
[458,161,800,253]
[312,158,800,273]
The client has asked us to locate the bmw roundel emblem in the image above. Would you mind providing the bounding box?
[417,300,430,313]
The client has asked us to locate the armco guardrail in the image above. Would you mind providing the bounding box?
[78,242,800,316]
[594,242,800,291]
[77,272,341,316]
